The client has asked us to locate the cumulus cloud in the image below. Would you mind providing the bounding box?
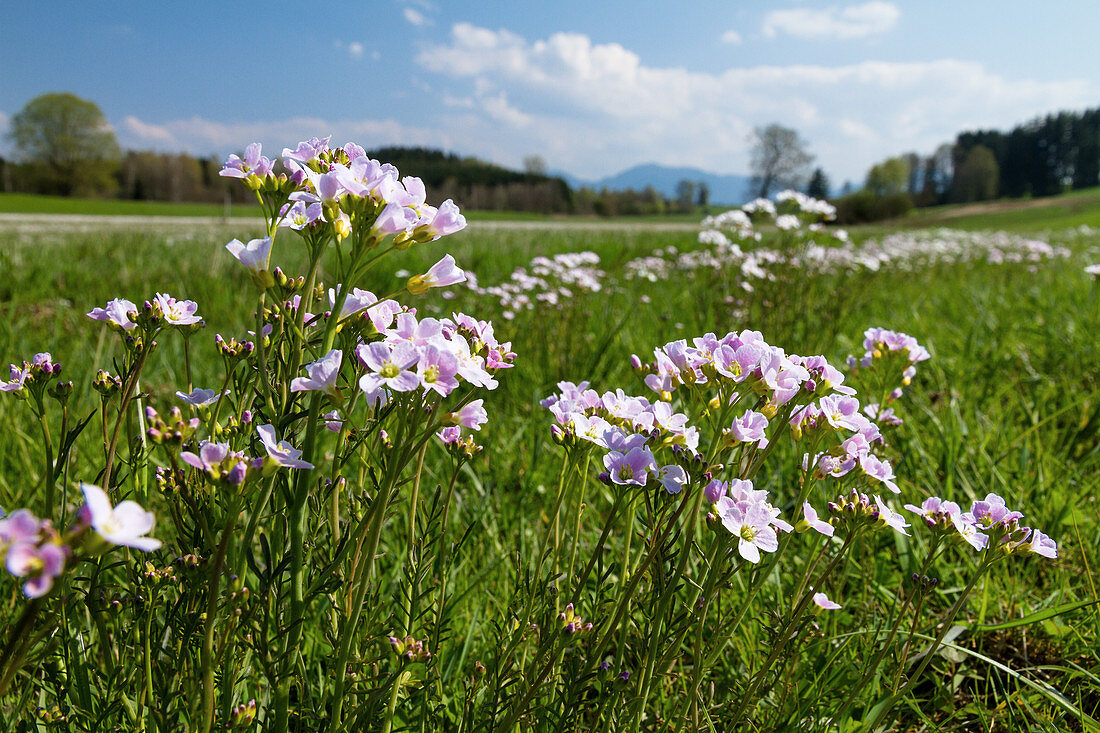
[404,8,428,26]
[123,115,176,144]
[762,2,901,40]
[721,30,743,45]
[333,40,366,59]
[414,23,1094,181]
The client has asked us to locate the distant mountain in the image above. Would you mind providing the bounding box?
[554,163,753,205]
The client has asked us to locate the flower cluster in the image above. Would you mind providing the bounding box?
[542,380,699,492]
[708,478,791,563]
[1,484,160,598]
[1,352,61,395]
[467,251,604,318]
[905,494,1057,558]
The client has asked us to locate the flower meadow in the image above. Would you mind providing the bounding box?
[0,141,1098,731]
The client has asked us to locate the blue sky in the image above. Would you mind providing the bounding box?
[1,1,1097,184]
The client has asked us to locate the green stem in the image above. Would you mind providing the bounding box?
[865,558,993,729]
[630,485,706,727]
[200,501,241,733]
[104,344,153,491]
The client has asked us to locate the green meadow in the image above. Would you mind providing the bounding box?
[0,198,1098,730]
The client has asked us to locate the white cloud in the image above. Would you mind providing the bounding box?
[762,2,901,40]
[404,8,427,26]
[348,42,364,58]
[123,115,176,144]
[721,30,743,45]
[415,23,1094,181]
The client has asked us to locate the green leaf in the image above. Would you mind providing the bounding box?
[968,599,1099,632]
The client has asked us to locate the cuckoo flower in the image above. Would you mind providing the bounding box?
[256,425,314,470]
[801,502,835,537]
[291,350,343,397]
[176,387,225,407]
[6,540,67,598]
[446,399,488,430]
[78,483,161,552]
[357,342,420,393]
[87,298,138,331]
[717,499,779,564]
[407,255,466,295]
[225,237,274,287]
[154,293,203,326]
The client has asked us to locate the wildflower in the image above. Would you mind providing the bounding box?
[873,495,910,536]
[6,539,67,598]
[812,591,841,610]
[323,410,344,432]
[225,237,275,288]
[800,502,835,537]
[176,387,226,407]
[357,342,420,393]
[407,255,467,295]
[859,453,900,493]
[280,200,325,230]
[87,298,138,331]
[717,500,779,563]
[603,447,656,486]
[282,136,331,163]
[1086,264,1100,278]
[445,400,488,430]
[256,424,314,471]
[219,143,273,179]
[904,496,987,551]
[0,509,41,549]
[291,349,343,397]
[1025,528,1058,559]
[416,345,460,396]
[78,483,162,552]
[727,410,769,445]
[182,442,252,487]
[656,464,689,495]
[415,199,467,240]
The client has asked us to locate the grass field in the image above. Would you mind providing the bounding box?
[0,196,1098,730]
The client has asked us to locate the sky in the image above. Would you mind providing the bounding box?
[1,1,1098,185]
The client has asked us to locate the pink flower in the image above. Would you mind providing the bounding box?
[256,425,314,470]
[812,591,841,610]
[407,255,467,295]
[78,483,161,552]
[873,495,910,536]
[87,298,137,331]
[416,345,460,396]
[717,499,778,564]
[729,410,769,444]
[447,400,488,430]
[154,293,202,326]
[176,387,225,407]
[603,447,655,486]
[801,502,835,537]
[1026,529,1058,559]
[291,350,343,396]
[225,237,272,275]
[357,342,420,393]
[6,539,67,598]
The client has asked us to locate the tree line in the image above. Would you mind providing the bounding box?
[0,93,718,216]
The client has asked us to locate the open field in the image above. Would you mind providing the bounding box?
[0,199,1098,730]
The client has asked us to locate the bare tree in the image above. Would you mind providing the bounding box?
[749,123,814,198]
[523,155,547,176]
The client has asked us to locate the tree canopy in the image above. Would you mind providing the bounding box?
[8,92,120,196]
[749,124,814,198]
